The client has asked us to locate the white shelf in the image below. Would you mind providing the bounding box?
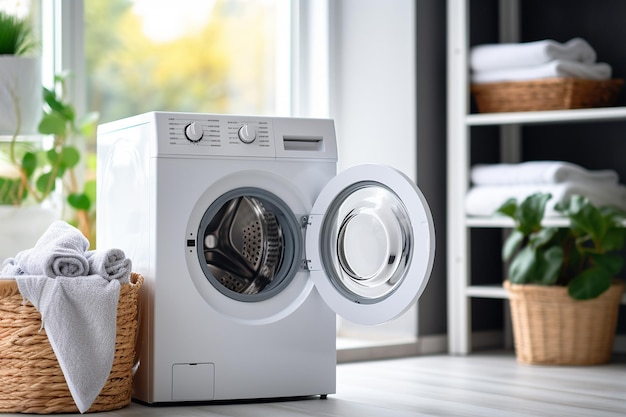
[466,106,626,126]
[447,0,626,355]
[466,285,508,299]
[465,216,571,228]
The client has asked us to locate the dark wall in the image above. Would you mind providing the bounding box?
[416,0,448,336]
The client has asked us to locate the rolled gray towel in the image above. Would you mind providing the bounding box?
[0,257,24,276]
[12,221,89,278]
[86,249,132,284]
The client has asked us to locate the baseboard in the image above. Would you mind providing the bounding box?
[336,332,626,363]
[471,330,626,354]
[337,334,448,363]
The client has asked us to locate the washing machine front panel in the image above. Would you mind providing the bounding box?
[306,164,436,325]
[185,165,335,325]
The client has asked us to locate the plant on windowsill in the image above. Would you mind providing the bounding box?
[0,72,99,247]
[496,192,625,365]
[0,9,46,260]
[0,10,41,134]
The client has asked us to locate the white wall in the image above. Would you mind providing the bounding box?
[329,0,416,181]
[328,0,419,344]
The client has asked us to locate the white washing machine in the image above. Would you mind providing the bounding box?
[96,111,435,404]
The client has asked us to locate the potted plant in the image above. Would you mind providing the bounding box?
[0,69,99,259]
[497,192,625,365]
[0,9,47,260]
[0,10,41,135]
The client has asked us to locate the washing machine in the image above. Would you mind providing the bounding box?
[96,111,435,404]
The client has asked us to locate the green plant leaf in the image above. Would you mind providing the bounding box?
[528,227,559,249]
[83,179,97,204]
[46,149,59,164]
[509,246,537,284]
[496,198,518,219]
[592,253,624,276]
[60,146,80,168]
[502,229,524,261]
[568,267,612,300]
[536,246,564,285]
[35,172,55,194]
[517,193,551,236]
[38,113,67,136]
[0,177,25,204]
[0,11,35,55]
[21,152,37,177]
[509,245,563,285]
[68,192,91,210]
[600,228,626,252]
[559,195,604,240]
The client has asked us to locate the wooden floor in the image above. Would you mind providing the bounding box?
[13,352,626,416]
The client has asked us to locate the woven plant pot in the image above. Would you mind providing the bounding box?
[0,273,143,413]
[471,77,624,113]
[504,280,624,366]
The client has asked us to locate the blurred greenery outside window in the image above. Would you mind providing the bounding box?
[1,0,290,237]
[86,0,290,125]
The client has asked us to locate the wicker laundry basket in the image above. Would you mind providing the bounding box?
[471,77,624,113]
[0,272,143,414]
[504,280,624,365]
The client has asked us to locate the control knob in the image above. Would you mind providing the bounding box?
[184,122,203,142]
[238,124,257,144]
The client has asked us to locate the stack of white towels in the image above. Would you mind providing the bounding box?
[466,161,626,217]
[470,38,612,84]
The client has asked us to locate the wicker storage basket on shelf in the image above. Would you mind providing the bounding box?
[0,272,143,414]
[504,280,624,366]
[471,77,624,113]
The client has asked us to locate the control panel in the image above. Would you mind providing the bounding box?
[157,113,275,158]
[133,111,338,160]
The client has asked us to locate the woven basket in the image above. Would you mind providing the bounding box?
[471,77,624,113]
[0,272,143,414]
[504,280,624,365]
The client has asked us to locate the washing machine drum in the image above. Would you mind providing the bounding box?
[202,196,284,295]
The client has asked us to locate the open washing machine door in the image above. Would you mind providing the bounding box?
[305,164,435,326]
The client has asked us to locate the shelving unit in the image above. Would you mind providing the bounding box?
[446,0,626,354]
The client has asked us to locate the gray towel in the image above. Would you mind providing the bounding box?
[0,221,132,413]
[16,275,120,414]
[86,249,132,284]
[12,220,89,278]
[1,257,23,275]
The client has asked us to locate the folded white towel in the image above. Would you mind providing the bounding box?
[465,182,626,217]
[11,220,89,278]
[471,161,619,186]
[470,38,597,72]
[86,249,132,284]
[15,275,120,414]
[471,60,612,84]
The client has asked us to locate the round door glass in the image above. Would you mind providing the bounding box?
[320,181,412,303]
[196,188,302,302]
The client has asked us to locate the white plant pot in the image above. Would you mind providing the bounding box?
[0,56,42,136]
[0,205,58,263]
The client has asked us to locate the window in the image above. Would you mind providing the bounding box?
[85,0,291,123]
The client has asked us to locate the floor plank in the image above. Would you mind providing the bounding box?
[3,352,625,416]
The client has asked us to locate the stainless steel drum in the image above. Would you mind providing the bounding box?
[202,196,283,295]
